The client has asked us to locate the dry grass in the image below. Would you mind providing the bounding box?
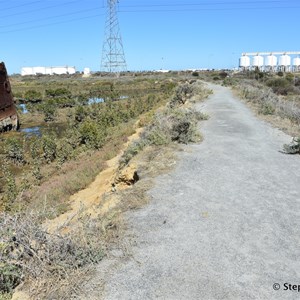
[0,207,113,299]
[234,80,300,137]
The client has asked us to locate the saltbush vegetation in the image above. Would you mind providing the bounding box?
[224,72,300,154]
[0,77,211,297]
[120,81,210,168]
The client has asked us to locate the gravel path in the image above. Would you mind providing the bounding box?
[93,84,300,300]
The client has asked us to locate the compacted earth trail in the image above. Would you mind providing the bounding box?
[80,84,300,300]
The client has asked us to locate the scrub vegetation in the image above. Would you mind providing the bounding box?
[0,72,211,299]
[222,70,300,153]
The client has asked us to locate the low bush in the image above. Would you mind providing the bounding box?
[4,138,25,165]
[120,82,209,168]
[39,100,57,122]
[283,137,300,154]
[24,90,42,102]
[169,83,194,108]
[259,102,275,115]
[266,78,295,95]
[0,210,107,298]
[41,134,57,163]
[1,163,18,210]
[78,119,107,149]
[237,80,300,125]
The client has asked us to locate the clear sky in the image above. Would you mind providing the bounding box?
[1,0,299,74]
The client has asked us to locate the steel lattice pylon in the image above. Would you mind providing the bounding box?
[101,0,127,73]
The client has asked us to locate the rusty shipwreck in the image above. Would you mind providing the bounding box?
[0,62,19,131]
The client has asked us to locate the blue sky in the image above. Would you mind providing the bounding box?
[1,0,299,74]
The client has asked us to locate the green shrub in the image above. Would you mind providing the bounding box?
[29,137,42,160]
[45,88,71,98]
[41,134,57,163]
[56,138,74,165]
[75,106,88,123]
[79,119,106,149]
[219,71,228,79]
[277,71,284,77]
[259,103,275,115]
[1,164,18,209]
[285,73,295,83]
[39,100,57,122]
[266,78,294,95]
[24,89,42,102]
[32,159,43,182]
[0,263,22,294]
[4,138,25,164]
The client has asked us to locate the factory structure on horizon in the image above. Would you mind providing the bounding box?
[21,66,76,76]
[239,51,300,72]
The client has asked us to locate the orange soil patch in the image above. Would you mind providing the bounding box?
[44,127,143,234]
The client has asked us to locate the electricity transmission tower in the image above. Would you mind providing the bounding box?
[101,0,127,73]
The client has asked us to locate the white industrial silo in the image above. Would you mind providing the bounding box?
[292,57,300,72]
[67,66,76,74]
[33,66,46,75]
[21,67,34,76]
[45,67,53,75]
[265,54,277,72]
[279,54,291,71]
[239,55,250,70]
[252,55,264,70]
[83,67,91,76]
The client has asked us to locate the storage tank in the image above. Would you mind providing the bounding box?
[265,55,277,67]
[67,66,76,74]
[293,57,300,71]
[21,67,34,76]
[84,67,91,75]
[33,67,46,75]
[279,55,291,66]
[51,67,67,75]
[239,55,250,68]
[45,67,53,75]
[252,55,264,68]
[293,57,300,67]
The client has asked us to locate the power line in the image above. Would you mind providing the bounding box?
[0,0,82,19]
[0,0,298,34]
[119,0,298,8]
[1,1,44,11]
[0,13,104,34]
[0,7,103,29]
[118,5,300,13]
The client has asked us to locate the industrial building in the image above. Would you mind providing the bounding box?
[21,66,76,76]
[239,52,300,72]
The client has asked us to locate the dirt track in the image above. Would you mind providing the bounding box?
[79,84,300,300]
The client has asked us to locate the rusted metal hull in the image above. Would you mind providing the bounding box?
[0,62,19,131]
